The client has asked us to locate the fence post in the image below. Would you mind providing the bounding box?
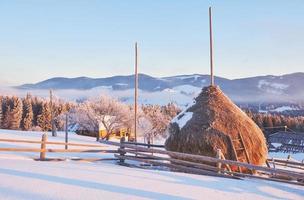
[119,137,126,164]
[148,140,153,156]
[40,133,47,161]
[286,155,291,167]
[216,149,222,173]
[65,114,68,150]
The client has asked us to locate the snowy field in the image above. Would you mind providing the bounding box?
[0,129,303,200]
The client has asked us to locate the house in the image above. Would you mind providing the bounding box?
[268,131,304,153]
[98,116,131,140]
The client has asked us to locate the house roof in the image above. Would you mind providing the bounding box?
[269,131,304,140]
[269,131,304,148]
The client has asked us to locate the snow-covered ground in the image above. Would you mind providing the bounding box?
[0,129,303,200]
[269,152,304,163]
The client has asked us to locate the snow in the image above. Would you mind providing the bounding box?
[271,143,282,148]
[115,83,128,86]
[257,80,289,94]
[258,80,289,90]
[174,75,201,81]
[154,86,161,90]
[0,129,303,200]
[269,152,304,162]
[259,110,268,114]
[162,88,176,93]
[172,85,201,95]
[172,112,193,129]
[171,100,196,128]
[271,106,298,112]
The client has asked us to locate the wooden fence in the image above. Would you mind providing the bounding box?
[0,134,119,161]
[100,139,304,186]
[0,134,303,186]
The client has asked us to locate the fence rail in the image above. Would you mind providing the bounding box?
[1,135,303,186]
[0,134,118,161]
[0,148,118,153]
[267,158,304,167]
[0,138,107,148]
[123,141,165,148]
[100,139,304,186]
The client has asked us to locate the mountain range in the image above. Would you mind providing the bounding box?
[17,72,304,104]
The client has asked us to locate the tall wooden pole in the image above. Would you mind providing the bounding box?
[65,114,68,150]
[134,42,138,142]
[50,89,57,137]
[209,7,214,86]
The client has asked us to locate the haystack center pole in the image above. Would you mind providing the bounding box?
[209,7,214,86]
[134,42,138,142]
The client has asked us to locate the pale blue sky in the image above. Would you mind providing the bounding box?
[0,0,303,85]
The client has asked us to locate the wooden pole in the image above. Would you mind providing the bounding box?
[134,42,138,142]
[40,133,47,161]
[216,149,222,173]
[119,137,126,164]
[209,7,214,86]
[65,114,68,150]
[50,90,57,137]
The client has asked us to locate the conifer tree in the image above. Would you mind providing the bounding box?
[32,97,42,127]
[37,102,52,131]
[2,97,12,129]
[9,96,23,130]
[21,97,33,130]
[0,96,3,128]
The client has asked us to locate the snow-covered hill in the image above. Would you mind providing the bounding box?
[0,129,303,200]
[15,72,304,104]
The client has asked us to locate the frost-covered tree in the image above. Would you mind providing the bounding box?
[71,95,132,140]
[37,102,52,131]
[32,96,43,127]
[91,96,132,140]
[11,97,23,129]
[70,101,99,136]
[0,97,3,128]
[2,96,23,130]
[140,105,170,143]
[162,102,181,119]
[21,96,33,130]
[53,100,73,130]
[2,97,11,129]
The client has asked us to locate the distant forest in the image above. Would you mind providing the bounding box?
[0,95,180,140]
[0,95,72,132]
[0,95,303,140]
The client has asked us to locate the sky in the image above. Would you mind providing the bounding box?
[0,0,303,85]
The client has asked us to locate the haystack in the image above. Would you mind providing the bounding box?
[165,86,267,166]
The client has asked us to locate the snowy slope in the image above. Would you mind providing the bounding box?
[0,129,303,200]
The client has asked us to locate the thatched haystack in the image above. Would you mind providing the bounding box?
[165,86,267,166]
